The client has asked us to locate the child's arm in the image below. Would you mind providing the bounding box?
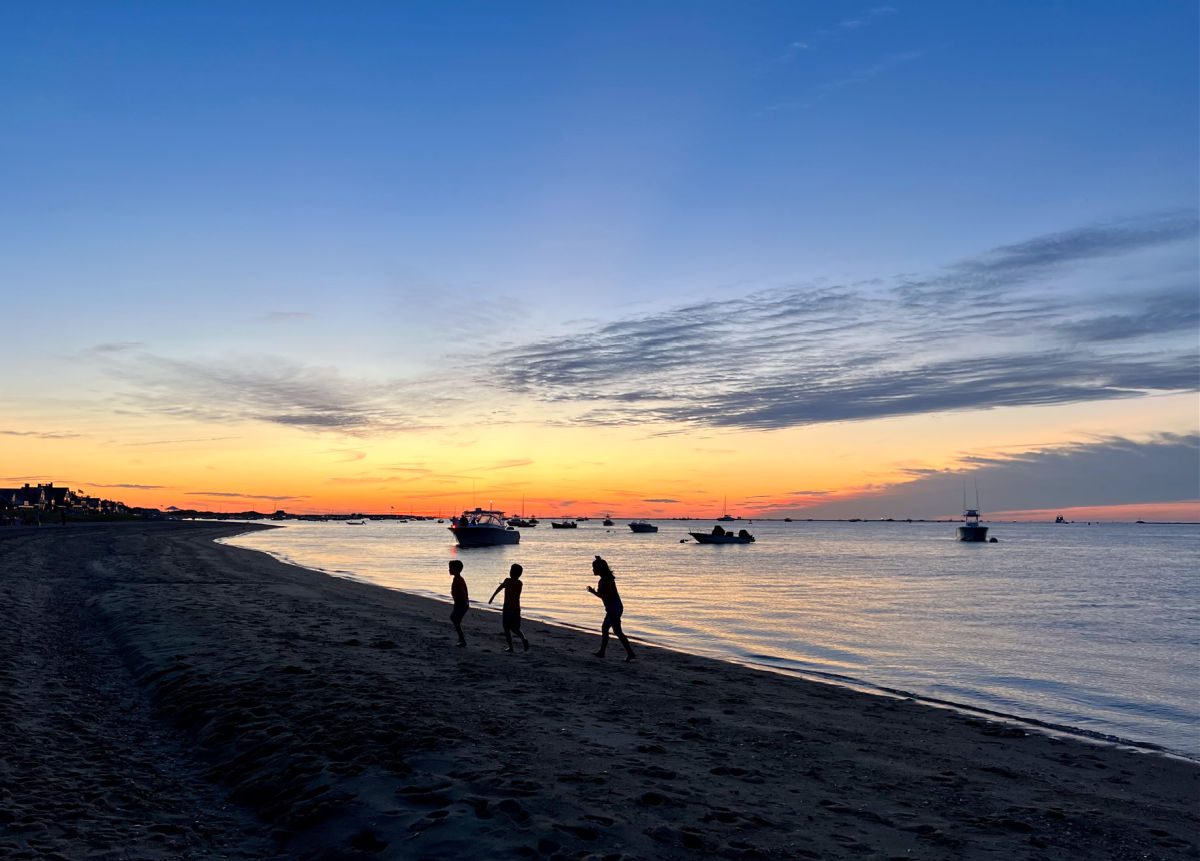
[586,585,600,600]
[489,582,504,604]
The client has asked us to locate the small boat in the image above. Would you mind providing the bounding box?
[346,519,367,525]
[957,508,989,542]
[629,520,658,533]
[507,517,536,528]
[450,508,520,547]
[691,526,755,544]
[717,496,737,521]
[1054,515,1066,524]
[602,515,614,526]
[551,520,577,529]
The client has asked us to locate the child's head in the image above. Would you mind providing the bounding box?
[509,563,523,579]
[449,559,463,575]
[592,555,612,577]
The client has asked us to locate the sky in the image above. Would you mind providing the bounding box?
[1,1,1197,519]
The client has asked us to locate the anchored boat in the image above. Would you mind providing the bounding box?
[450,508,520,547]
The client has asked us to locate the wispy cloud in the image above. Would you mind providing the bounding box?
[116,436,240,447]
[83,483,167,490]
[643,497,680,503]
[89,342,144,354]
[485,212,1198,433]
[185,491,307,501]
[1,430,80,439]
[98,352,451,436]
[259,311,312,323]
[324,448,367,463]
[772,5,898,62]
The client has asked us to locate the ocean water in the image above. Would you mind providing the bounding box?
[224,519,1200,758]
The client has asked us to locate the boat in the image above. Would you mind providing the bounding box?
[717,496,737,521]
[957,508,989,542]
[550,520,577,529]
[602,515,614,526]
[508,498,536,528]
[346,519,367,525]
[690,526,755,544]
[449,508,520,547]
[629,520,658,533]
[1054,515,1066,524]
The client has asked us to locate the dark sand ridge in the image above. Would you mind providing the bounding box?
[0,523,1196,860]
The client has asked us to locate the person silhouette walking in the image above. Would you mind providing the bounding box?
[587,555,635,662]
[448,560,469,646]
[489,563,529,653]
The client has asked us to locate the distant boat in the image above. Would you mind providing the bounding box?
[550,520,577,529]
[783,517,793,523]
[575,517,591,522]
[957,509,989,542]
[629,520,658,533]
[957,481,989,542]
[602,515,614,526]
[1055,515,1066,524]
[691,526,755,544]
[508,497,536,528]
[346,519,367,525]
[717,495,737,521]
[450,508,520,547]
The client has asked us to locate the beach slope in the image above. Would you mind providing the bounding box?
[1,522,1195,859]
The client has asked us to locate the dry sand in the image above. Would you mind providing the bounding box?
[0,522,1196,860]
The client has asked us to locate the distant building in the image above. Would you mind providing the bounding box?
[0,482,75,510]
[0,482,126,516]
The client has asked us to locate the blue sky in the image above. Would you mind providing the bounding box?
[1,2,1196,515]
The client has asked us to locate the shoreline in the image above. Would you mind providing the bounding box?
[222,529,1194,763]
[2,521,1196,859]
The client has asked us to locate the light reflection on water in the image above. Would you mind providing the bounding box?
[225,519,1200,757]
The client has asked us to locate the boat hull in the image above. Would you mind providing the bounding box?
[550,522,577,529]
[690,532,754,544]
[956,525,989,542]
[450,526,520,547]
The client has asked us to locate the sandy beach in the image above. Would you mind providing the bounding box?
[1,522,1195,860]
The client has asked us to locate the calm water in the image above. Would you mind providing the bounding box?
[224,519,1200,758]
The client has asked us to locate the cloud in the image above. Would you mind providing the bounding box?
[117,436,240,447]
[765,434,1200,519]
[259,311,312,323]
[82,483,168,490]
[0,430,80,439]
[643,498,680,503]
[99,352,450,435]
[185,491,307,501]
[485,212,1198,432]
[324,449,367,462]
[89,342,144,354]
[473,458,534,471]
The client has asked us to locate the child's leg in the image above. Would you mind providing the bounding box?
[596,617,612,656]
[503,625,514,651]
[611,618,635,658]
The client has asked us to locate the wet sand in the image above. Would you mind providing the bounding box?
[1,522,1196,860]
